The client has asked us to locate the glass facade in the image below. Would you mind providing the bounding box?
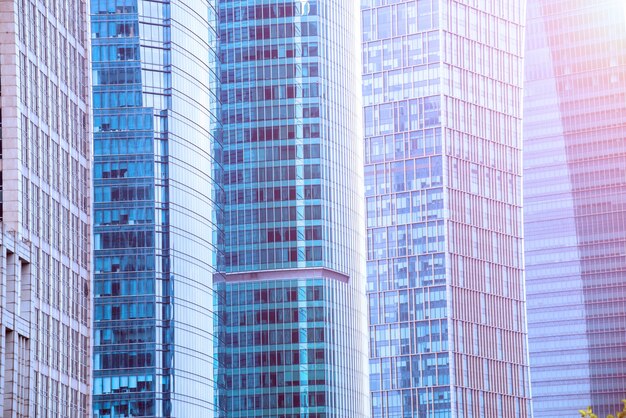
[0,0,91,415]
[220,0,369,416]
[362,0,531,416]
[524,1,626,416]
[91,0,223,416]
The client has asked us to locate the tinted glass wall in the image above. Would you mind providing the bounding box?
[524,1,626,416]
[220,1,369,416]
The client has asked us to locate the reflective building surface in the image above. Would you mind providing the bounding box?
[91,0,223,416]
[220,0,369,416]
[0,0,91,415]
[362,0,531,416]
[524,1,626,416]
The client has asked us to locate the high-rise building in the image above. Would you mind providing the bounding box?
[219,1,369,416]
[0,0,91,416]
[90,0,223,416]
[362,1,531,416]
[524,1,626,416]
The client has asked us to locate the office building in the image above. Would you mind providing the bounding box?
[0,0,91,416]
[524,1,626,416]
[91,0,223,416]
[362,0,531,416]
[220,0,369,416]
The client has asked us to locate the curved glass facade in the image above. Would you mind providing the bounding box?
[362,0,531,416]
[524,1,626,416]
[220,0,369,416]
[91,0,223,416]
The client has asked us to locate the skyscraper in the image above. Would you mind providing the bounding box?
[524,1,626,416]
[0,0,91,416]
[91,0,223,416]
[219,1,369,416]
[362,1,531,416]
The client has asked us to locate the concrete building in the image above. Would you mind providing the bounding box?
[0,0,92,415]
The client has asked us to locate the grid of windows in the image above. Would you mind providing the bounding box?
[221,0,326,272]
[524,1,626,417]
[221,0,369,416]
[363,0,531,416]
[223,278,366,417]
[0,0,91,416]
[362,2,451,415]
